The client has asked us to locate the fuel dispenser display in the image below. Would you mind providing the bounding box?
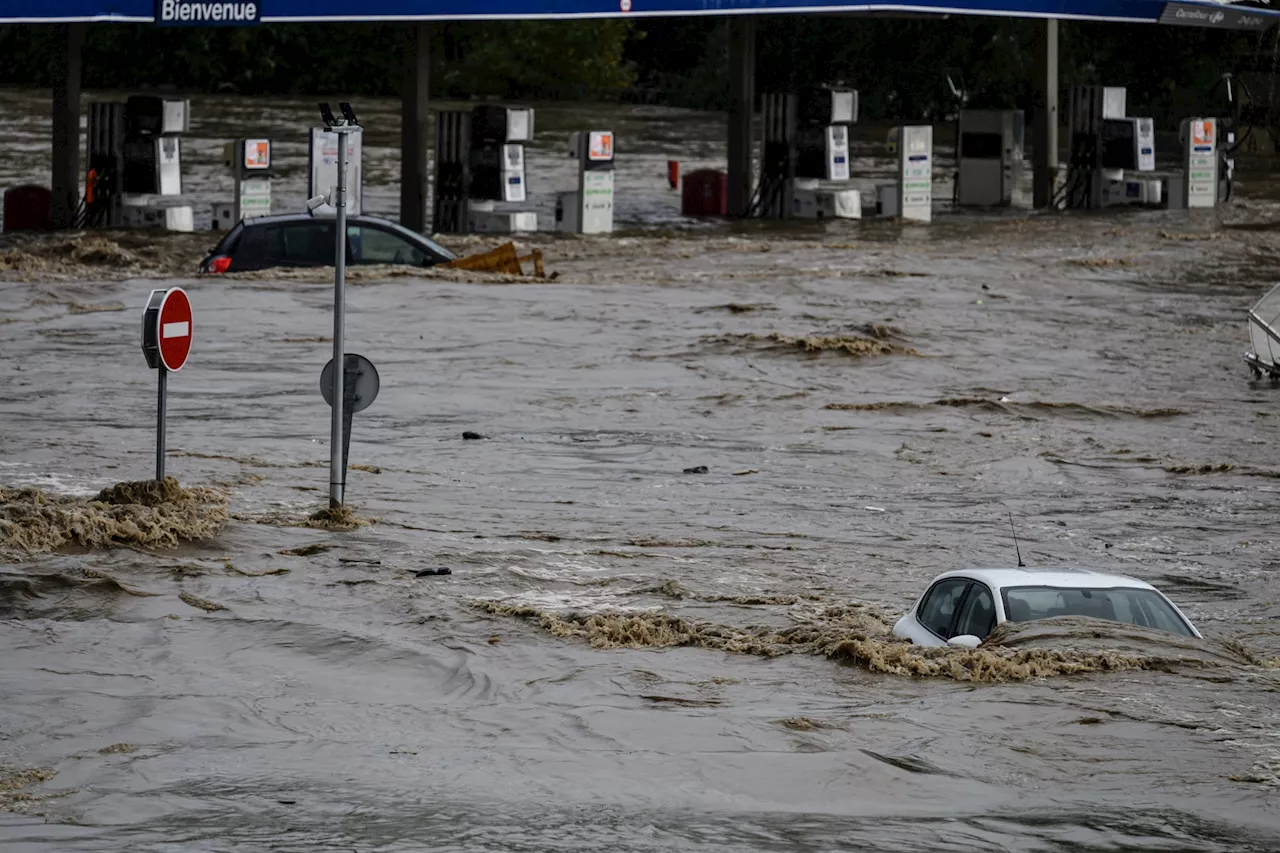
[433,105,537,234]
[556,130,615,234]
[795,88,857,182]
[956,110,1024,207]
[213,138,273,230]
[470,105,533,204]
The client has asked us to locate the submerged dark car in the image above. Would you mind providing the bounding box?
[199,213,458,274]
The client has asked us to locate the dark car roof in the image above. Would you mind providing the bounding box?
[209,210,459,264]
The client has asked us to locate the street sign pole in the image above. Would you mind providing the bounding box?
[141,286,192,484]
[156,368,167,481]
[329,129,347,507]
[320,353,381,502]
[321,102,362,509]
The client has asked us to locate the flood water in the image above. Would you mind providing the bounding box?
[2,90,1280,852]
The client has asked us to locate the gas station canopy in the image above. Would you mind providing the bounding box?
[1,0,1276,27]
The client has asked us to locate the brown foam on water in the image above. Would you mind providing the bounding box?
[0,477,228,553]
[635,579,808,606]
[476,603,1264,684]
[179,591,227,613]
[707,332,918,358]
[0,230,209,281]
[0,765,69,818]
[237,504,371,532]
[825,398,1185,418]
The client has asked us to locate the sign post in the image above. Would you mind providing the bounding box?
[320,353,381,497]
[141,286,193,481]
[318,102,362,508]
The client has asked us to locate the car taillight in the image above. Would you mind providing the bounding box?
[206,256,232,274]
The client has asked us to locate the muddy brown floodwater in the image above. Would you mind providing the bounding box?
[2,92,1280,852]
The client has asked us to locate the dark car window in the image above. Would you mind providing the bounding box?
[271,222,336,266]
[917,579,970,639]
[954,583,996,640]
[349,225,427,265]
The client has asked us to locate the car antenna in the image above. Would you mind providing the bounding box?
[1008,512,1025,568]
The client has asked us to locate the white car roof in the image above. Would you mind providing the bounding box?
[930,567,1159,593]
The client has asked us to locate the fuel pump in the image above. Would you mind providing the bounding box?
[431,104,537,234]
[1207,72,1254,202]
[82,95,194,230]
[956,110,1025,207]
[751,87,860,220]
[1061,86,1160,209]
[556,130,615,234]
[1180,117,1218,208]
[877,125,934,221]
[213,138,273,230]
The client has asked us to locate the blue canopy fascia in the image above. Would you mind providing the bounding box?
[0,0,1276,26]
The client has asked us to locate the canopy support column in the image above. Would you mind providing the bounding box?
[1032,18,1059,209]
[52,22,85,230]
[400,22,430,233]
[727,16,756,217]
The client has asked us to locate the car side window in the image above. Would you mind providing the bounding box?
[280,222,335,265]
[349,225,427,266]
[917,579,970,639]
[954,583,996,640]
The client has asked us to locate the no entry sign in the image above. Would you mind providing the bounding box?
[142,287,193,372]
[141,286,193,482]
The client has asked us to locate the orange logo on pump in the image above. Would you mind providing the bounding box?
[1192,120,1214,147]
[244,139,271,170]
[589,131,613,161]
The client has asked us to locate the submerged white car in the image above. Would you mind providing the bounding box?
[892,568,1202,648]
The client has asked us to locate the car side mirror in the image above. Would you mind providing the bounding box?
[946,634,982,649]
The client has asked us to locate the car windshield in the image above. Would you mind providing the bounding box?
[1001,585,1195,637]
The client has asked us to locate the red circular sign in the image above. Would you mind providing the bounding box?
[157,287,193,372]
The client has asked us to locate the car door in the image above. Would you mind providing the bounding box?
[952,582,997,641]
[911,578,972,644]
[227,224,284,271]
[348,223,447,267]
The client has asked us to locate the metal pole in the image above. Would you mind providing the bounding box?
[156,368,167,482]
[329,130,348,508]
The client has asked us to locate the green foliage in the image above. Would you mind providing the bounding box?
[439,21,635,99]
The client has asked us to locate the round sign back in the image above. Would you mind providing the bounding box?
[157,287,193,372]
